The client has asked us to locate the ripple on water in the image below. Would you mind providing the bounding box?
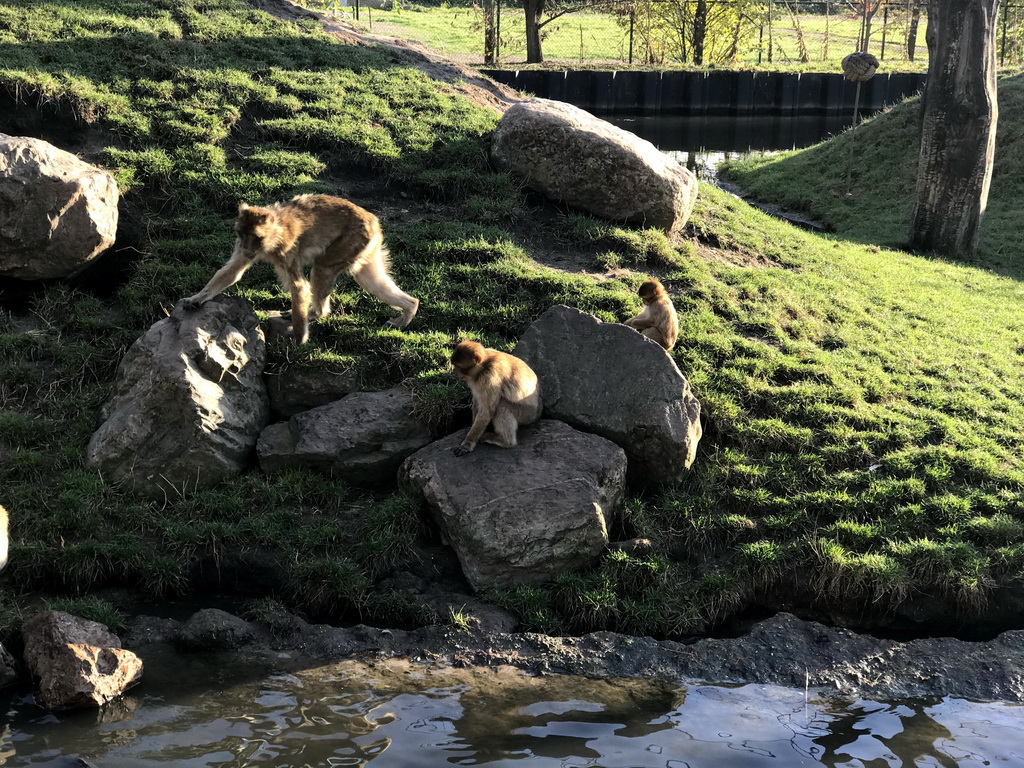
[0,646,1021,767]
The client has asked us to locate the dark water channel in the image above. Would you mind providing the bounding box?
[603,112,851,183]
[1,646,1020,767]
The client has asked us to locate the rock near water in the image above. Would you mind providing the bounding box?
[490,99,698,233]
[515,305,702,487]
[21,611,142,711]
[86,296,269,498]
[0,133,119,280]
[400,419,626,591]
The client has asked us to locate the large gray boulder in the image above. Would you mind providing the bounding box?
[514,305,702,487]
[87,296,269,498]
[258,386,432,483]
[490,99,698,233]
[400,419,626,592]
[0,133,119,279]
[22,611,143,711]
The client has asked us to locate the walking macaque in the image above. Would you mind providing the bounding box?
[623,279,678,351]
[0,504,8,571]
[450,341,542,456]
[183,194,419,343]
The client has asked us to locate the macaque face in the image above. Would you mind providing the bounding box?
[234,208,272,256]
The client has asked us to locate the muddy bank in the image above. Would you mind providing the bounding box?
[125,608,1024,703]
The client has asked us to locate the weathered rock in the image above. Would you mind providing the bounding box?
[400,419,626,591]
[21,611,143,711]
[86,296,269,498]
[258,386,432,483]
[0,133,119,279]
[0,642,18,688]
[265,365,360,418]
[515,305,702,487]
[175,609,263,651]
[490,99,698,233]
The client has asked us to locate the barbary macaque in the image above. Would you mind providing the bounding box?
[450,341,542,456]
[0,504,8,571]
[623,278,678,351]
[183,194,419,343]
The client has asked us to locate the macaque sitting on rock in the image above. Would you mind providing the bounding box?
[623,278,678,351]
[450,341,542,456]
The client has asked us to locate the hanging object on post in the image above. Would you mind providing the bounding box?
[842,51,880,82]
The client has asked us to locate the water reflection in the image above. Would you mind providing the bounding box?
[603,112,853,184]
[604,113,853,154]
[0,650,1020,767]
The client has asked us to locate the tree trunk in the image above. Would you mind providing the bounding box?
[907,0,922,59]
[692,0,708,64]
[908,0,1000,257]
[483,0,496,65]
[525,0,544,63]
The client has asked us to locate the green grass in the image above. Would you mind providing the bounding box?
[719,73,1024,276]
[0,0,1023,640]
[353,5,930,71]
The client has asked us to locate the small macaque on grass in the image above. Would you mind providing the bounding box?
[450,341,542,456]
[182,194,419,343]
[623,278,678,351]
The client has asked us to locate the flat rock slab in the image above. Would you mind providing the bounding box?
[515,305,702,487]
[490,99,697,233]
[400,419,626,592]
[258,385,432,483]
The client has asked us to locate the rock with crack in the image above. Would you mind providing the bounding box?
[514,305,702,487]
[0,133,119,280]
[258,385,432,483]
[21,611,143,711]
[399,419,626,591]
[86,296,269,498]
[490,99,698,233]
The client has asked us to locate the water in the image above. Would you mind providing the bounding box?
[1,647,1020,767]
[603,112,850,184]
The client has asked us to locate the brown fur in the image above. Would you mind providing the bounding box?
[0,504,8,571]
[450,341,542,456]
[184,194,419,343]
[623,279,678,351]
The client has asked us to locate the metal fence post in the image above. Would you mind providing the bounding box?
[628,8,634,65]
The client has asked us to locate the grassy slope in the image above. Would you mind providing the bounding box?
[0,0,1022,638]
[719,74,1024,275]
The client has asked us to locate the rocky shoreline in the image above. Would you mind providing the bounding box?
[124,607,1024,704]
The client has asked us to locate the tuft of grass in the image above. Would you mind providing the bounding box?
[42,596,126,632]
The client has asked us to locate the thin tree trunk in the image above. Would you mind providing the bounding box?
[908,0,1000,257]
[525,0,544,63]
[693,0,708,65]
[907,0,922,59]
[483,0,496,65]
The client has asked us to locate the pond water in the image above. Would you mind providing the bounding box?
[1,646,1021,767]
[603,112,851,183]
